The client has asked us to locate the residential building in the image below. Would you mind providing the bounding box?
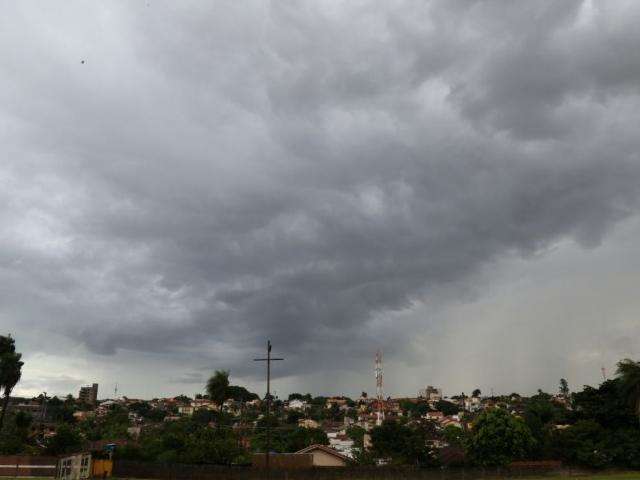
[326,430,355,458]
[298,418,320,429]
[419,386,442,402]
[425,411,444,421]
[193,398,217,410]
[325,397,348,409]
[287,399,308,411]
[440,416,462,429]
[178,405,195,416]
[463,396,481,412]
[295,444,349,467]
[78,384,99,406]
[72,411,95,421]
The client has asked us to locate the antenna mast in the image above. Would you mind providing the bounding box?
[375,349,384,426]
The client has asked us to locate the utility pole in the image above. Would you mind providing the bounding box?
[254,340,284,480]
[40,392,48,423]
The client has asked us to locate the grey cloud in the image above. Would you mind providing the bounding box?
[2,0,640,394]
[171,372,205,385]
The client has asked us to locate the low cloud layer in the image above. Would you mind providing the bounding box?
[2,1,640,398]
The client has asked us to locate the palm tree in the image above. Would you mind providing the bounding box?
[616,358,640,422]
[0,335,24,431]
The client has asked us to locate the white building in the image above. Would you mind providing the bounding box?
[287,399,308,411]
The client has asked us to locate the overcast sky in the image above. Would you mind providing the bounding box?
[2,0,640,400]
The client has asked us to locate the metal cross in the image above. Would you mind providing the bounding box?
[253,340,284,478]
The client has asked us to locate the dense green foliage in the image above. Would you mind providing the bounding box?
[523,392,567,458]
[435,399,459,416]
[0,411,35,454]
[616,359,640,421]
[466,408,536,466]
[0,335,23,431]
[117,419,245,465]
[206,370,230,406]
[550,376,640,469]
[45,424,83,455]
[251,425,328,453]
[370,420,437,466]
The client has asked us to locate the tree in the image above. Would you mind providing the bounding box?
[288,393,312,402]
[346,425,366,449]
[435,400,459,416]
[225,385,258,403]
[559,378,569,397]
[472,389,481,398]
[616,359,640,422]
[285,410,304,425]
[370,420,437,466]
[46,424,82,455]
[206,370,230,406]
[571,379,636,428]
[0,335,23,431]
[443,424,466,448]
[399,399,429,418]
[524,395,567,459]
[466,409,536,466]
[551,420,609,468]
[126,419,245,465]
[251,426,327,453]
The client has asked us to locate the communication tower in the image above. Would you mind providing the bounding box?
[375,349,384,426]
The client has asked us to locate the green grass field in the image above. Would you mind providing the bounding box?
[548,475,640,480]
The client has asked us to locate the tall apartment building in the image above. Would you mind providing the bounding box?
[78,383,99,406]
[419,385,442,402]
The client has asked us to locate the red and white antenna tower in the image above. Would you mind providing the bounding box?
[601,366,607,381]
[375,349,384,426]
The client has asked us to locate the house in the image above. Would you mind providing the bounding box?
[463,396,481,412]
[295,444,349,467]
[363,433,372,450]
[96,400,118,417]
[178,405,194,416]
[298,418,320,429]
[440,416,463,429]
[193,398,218,410]
[287,399,308,411]
[327,432,355,458]
[325,397,348,410]
[73,411,95,421]
[356,413,377,431]
[386,400,402,414]
[222,399,242,415]
[425,411,444,421]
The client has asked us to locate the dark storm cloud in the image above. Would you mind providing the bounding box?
[2,1,640,384]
